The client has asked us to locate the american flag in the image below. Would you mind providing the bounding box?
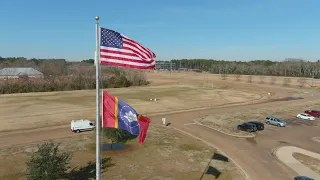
[100,27,156,69]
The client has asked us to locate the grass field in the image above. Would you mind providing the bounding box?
[293,153,320,174]
[0,78,263,132]
[0,125,243,180]
[1,71,318,179]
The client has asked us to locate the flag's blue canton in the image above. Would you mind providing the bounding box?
[100,28,123,49]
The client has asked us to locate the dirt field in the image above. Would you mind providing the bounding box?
[0,125,243,180]
[1,70,319,180]
[292,153,320,174]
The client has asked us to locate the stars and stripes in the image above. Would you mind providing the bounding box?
[100,27,156,69]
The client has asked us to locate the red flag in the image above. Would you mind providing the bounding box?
[138,115,151,144]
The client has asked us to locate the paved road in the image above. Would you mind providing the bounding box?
[0,95,319,180]
[275,146,320,180]
[156,97,320,180]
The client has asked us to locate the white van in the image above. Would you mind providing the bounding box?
[71,119,95,133]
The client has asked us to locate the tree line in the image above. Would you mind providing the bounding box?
[0,57,148,94]
[169,58,320,78]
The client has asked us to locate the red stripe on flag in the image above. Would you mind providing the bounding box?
[100,49,137,57]
[123,37,154,58]
[123,41,151,59]
[100,49,153,62]
[100,55,155,64]
[122,46,149,60]
[100,61,155,70]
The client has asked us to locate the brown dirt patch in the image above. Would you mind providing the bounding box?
[293,152,320,174]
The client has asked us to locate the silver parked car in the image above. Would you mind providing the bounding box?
[265,116,287,127]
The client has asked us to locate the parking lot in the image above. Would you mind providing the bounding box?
[285,117,318,126]
[251,117,320,151]
[245,117,319,136]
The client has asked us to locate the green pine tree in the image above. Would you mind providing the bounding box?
[26,141,72,180]
[102,128,137,148]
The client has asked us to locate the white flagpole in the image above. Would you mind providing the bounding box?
[95,16,101,180]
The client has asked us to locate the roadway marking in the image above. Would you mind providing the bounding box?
[172,127,252,180]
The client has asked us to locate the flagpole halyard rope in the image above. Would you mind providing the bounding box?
[99,51,104,174]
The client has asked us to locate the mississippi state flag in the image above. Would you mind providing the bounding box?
[102,91,151,144]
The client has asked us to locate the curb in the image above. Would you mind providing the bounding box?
[194,121,256,138]
[312,137,320,143]
[272,146,320,180]
[271,146,286,166]
[171,126,252,180]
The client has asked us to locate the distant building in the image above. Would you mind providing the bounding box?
[155,61,176,70]
[0,67,43,79]
[178,68,189,71]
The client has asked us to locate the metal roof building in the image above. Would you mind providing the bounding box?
[155,62,176,70]
[0,67,43,79]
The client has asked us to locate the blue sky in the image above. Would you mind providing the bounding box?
[1,0,319,61]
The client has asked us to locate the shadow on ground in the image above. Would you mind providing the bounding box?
[206,166,221,179]
[272,97,303,102]
[246,137,257,145]
[67,157,115,180]
[212,153,229,162]
[201,153,229,179]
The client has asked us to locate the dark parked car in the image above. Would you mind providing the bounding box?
[237,122,257,132]
[304,110,320,118]
[294,176,314,180]
[248,121,264,130]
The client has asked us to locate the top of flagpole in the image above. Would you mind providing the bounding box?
[95,16,100,67]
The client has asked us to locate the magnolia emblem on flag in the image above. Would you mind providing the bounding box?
[119,105,141,135]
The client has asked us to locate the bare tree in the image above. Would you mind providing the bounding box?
[235,74,241,81]
[247,75,252,83]
[259,76,265,84]
[124,69,148,86]
[221,74,227,80]
[283,78,291,87]
[270,76,277,85]
[40,60,66,77]
[297,78,306,88]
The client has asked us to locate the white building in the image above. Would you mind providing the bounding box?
[0,67,43,79]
